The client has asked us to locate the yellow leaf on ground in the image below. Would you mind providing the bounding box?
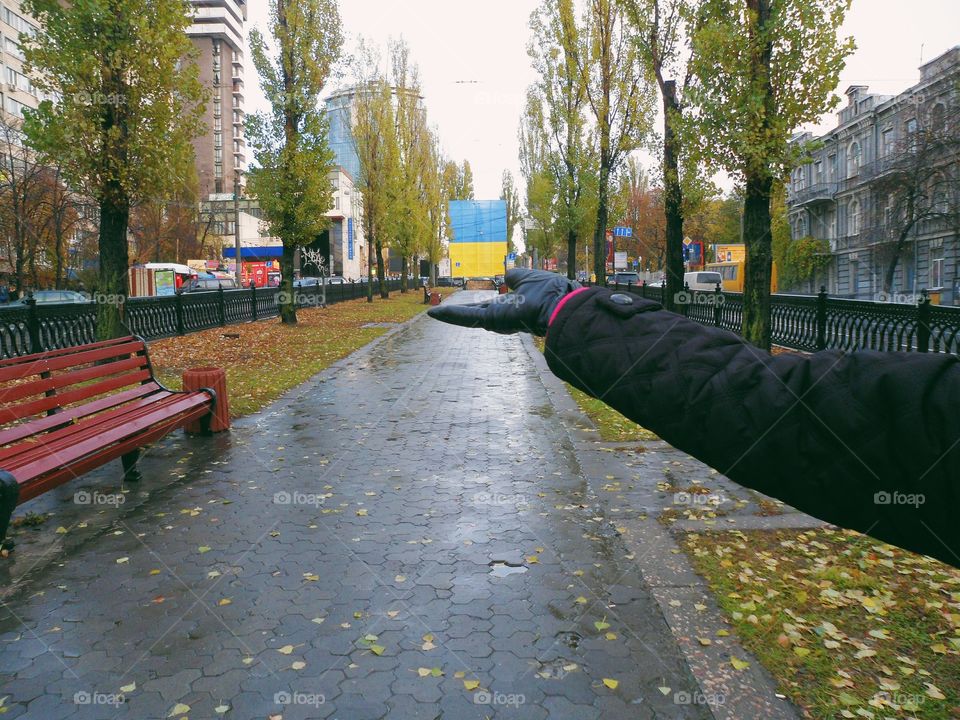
[602,678,619,690]
[167,703,190,717]
[731,657,750,671]
[277,645,295,655]
[463,680,480,691]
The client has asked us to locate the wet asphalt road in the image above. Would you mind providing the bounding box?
[0,291,709,719]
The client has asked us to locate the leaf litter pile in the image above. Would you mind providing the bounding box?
[684,527,960,719]
[149,289,453,417]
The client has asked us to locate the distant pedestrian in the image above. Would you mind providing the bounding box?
[0,284,9,303]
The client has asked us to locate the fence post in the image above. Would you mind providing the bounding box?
[713,282,722,327]
[217,286,226,326]
[641,280,647,300]
[174,291,185,336]
[681,282,691,317]
[816,286,827,351]
[917,289,931,353]
[250,282,258,321]
[25,292,40,354]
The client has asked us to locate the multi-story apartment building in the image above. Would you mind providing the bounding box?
[186,0,247,197]
[787,46,959,302]
[0,0,39,121]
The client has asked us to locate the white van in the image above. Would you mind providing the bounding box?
[684,271,723,291]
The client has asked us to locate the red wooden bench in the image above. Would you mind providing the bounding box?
[0,335,216,549]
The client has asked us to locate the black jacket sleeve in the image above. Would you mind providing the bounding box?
[545,287,960,567]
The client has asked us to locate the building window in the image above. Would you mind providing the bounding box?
[827,154,836,181]
[814,161,822,183]
[848,200,861,235]
[882,128,895,157]
[931,256,944,288]
[930,103,946,132]
[905,118,918,135]
[847,142,861,178]
[4,37,23,60]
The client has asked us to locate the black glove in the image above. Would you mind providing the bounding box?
[427,269,581,336]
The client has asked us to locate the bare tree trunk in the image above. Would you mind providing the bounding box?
[567,227,578,281]
[279,241,297,324]
[366,222,374,303]
[376,240,387,298]
[400,255,408,293]
[593,162,610,283]
[742,172,773,349]
[98,185,130,339]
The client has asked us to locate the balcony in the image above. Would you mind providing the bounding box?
[792,182,838,206]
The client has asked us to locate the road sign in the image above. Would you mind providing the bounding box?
[613,226,633,237]
[633,259,638,268]
[507,253,517,261]
[614,251,627,270]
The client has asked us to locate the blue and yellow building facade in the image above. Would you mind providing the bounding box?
[448,200,508,277]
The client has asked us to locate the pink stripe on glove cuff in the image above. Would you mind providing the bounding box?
[549,287,590,327]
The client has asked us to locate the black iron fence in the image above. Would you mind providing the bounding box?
[0,279,407,359]
[596,281,960,355]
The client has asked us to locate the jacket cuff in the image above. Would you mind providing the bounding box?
[548,287,590,326]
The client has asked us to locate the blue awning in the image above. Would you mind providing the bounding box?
[222,246,284,259]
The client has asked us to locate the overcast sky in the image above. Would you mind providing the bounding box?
[244,0,958,200]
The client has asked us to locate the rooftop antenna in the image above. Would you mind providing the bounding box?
[919,43,924,64]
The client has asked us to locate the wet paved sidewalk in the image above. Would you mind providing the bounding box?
[0,291,711,720]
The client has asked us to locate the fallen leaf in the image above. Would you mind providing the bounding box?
[370,645,385,656]
[291,661,306,670]
[731,657,750,671]
[463,679,480,691]
[119,682,136,693]
[697,637,712,646]
[218,598,232,606]
[214,704,229,713]
[657,686,671,695]
[167,703,190,717]
[602,678,619,690]
[116,557,129,564]
[198,546,211,554]
[277,645,295,655]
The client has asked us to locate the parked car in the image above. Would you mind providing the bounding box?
[294,277,320,288]
[326,276,348,285]
[6,290,92,305]
[610,271,642,286]
[684,271,723,291]
[182,276,240,292]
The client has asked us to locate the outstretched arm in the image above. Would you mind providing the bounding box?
[544,286,960,567]
[429,270,960,566]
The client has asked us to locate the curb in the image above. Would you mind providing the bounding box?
[520,332,803,720]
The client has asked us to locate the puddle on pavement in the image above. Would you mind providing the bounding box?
[488,561,528,578]
[536,657,577,679]
[555,631,582,650]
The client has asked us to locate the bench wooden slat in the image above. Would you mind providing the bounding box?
[0,355,148,406]
[0,336,137,370]
[1,389,183,469]
[0,382,163,448]
[0,340,145,384]
[15,401,212,504]
[10,393,212,486]
[0,369,153,424]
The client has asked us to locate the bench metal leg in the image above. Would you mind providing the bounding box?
[0,471,19,551]
[121,450,143,483]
